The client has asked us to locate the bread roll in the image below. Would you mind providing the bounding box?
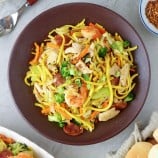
[148,144,158,158]
[125,142,153,158]
[153,128,158,143]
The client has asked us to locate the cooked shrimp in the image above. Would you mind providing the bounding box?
[65,90,83,108]
[81,26,101,40]
[65,83,88,108]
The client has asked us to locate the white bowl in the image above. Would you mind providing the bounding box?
[139,0,158,35]
[0,126,54,158]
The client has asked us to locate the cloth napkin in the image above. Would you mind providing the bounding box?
[106,112,158,158]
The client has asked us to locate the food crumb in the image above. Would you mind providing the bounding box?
[145,0,158,28]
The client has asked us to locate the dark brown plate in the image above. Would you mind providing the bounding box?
[9,3,150,145]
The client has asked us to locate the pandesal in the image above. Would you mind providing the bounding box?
[125,142,153,158]
[153,128,158,143]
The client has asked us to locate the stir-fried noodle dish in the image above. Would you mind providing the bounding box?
[25,19,138,136]
[0,133,35,158]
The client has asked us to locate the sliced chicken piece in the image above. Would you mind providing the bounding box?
[76,60,92,74]
[120,63,130,86]
[65,43,82,54]
[110,63,120,76]
[98,108,120,121]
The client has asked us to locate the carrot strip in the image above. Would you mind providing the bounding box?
[80,83,88,101]
[89,22,106,34]
[90,100,109,121]
[78,83,89,114]
[79,107,83,114]
[117,57,121,67]
[102,100,109,108]
[29,42,42,65]
[90,111,99,121]
[78,45,90,59]
[41,106,51,115]
[72,45,89,64]
[61,103,68,109]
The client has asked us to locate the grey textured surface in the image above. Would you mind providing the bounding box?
[106,112,158,158]
[0,0,158,158]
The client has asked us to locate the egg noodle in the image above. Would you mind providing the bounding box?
[24,19,138,135]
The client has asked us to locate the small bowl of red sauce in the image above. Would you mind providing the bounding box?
[139,0,158,35]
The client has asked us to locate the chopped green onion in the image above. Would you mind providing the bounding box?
[61,67,70,78]
[55,93,65,103]
[98,47,107,57]
[61,61,69,67]
[124,92,135,102]
[72,119,81,126]
[123,40,130,48]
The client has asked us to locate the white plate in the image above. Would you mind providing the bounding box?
[0,126,54,158]
[139,0,158,36]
